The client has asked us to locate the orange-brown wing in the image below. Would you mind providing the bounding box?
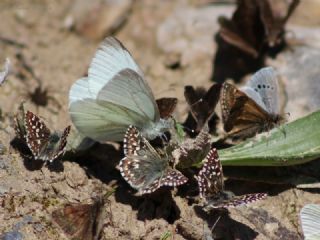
[156,98,177,119]
[221,82,271,138]
[52,199,104,240]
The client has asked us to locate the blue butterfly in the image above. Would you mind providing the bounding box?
[69,37,173,142]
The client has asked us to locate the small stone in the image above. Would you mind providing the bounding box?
[157,5,234,67]
[1,231,23,240]
[65,0,133,40]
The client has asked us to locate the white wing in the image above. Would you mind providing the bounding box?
[69,37,163,142]
[245,67,279,115]
[88,37,144,97]
[69,77,93,105]
[301,204,320,240]
[240,86,268,112]
[69,98,150,142]
[97,69,158,121]
[69,76,151,142]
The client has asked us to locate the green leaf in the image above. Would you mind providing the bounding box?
[160,231,172,240]
[219,110,320,166]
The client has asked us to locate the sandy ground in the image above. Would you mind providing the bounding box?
[0,0,320,239]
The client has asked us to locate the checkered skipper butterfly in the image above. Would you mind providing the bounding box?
[119,125,188,195]
[197,148,267,209]
[23,110,71,162]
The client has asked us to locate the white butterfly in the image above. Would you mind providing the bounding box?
[69,37,173,142]
[300,204,320,240]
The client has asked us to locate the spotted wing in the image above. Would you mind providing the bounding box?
[159,168,188,188]
[205,193,267,209]
[120,125,187,195]
[40,125,71,162]
[221,82,273,139]
[25,111,51,160]
[197,148,224,199]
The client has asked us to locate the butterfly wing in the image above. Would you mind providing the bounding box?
[96,68,159,122]
[69,38,166,141]
[184,84,221,131]
[25,111,51,160]
[39,126,71,162]
[174,124,211,169]
[300,204,320,240]
[14,102,27,140]
[69,77,93,105]
[156,97,177,119]
[205,193,267,209]
[120,126,187,195]
[69,75,156,142]
[243,67,279,115]
[218,0,263,57]
[219,17,259,57]
[89,37,159,121]
[257,0,299,46]
[197,148,224,199]
[87,37,143,97]
[52,199,105,240]
[221,82,274,138]
[158,168,188,188]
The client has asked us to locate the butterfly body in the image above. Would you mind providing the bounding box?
[184,84,222,134]
[52,197,105,240]
[36,132,66,160]
[173,124,211,169]
[23,111,71,162]
[119,126,188,195]
[221,67,283,139]
[197,148,267,210]
[69,37,174,142]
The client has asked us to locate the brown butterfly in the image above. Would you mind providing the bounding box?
[219,0,299,57]
[220,67,283,139]
[212,0,299,83]
[257,0,300,47]
[184,84,222,134]
[52,197,106,240]
[156,97,177,119]
[172,124,211,169]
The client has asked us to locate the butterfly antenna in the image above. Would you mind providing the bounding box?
[211,215,221,232]
[181,125,195,134]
